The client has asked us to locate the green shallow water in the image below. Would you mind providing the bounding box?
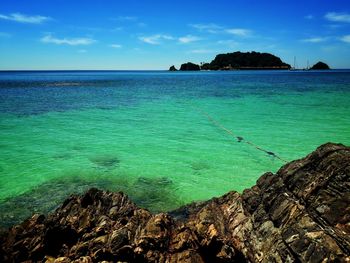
[0,70,349,227]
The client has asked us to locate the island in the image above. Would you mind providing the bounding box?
[179,62,200,71]
[172,51,291,71]
[168,65,177,71]
[310,61,330,70]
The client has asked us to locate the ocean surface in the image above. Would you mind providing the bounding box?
[0,70,349,227]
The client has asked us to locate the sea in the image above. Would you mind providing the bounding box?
[0,70,349,227]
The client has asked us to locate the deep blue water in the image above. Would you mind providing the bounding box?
[1,70,350,116]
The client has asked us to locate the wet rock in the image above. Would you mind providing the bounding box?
[0,143,349,262]
[53,257,71,263]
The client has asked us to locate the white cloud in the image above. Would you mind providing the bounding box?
[0,12,51,24]
[111,27,123,32]
[110,44,122,48]
[116,16,138,21]
[305,14,314,20]
[217,39,239,45]
[190,23,222,33]
[326,24,343,29]
[325,12,350,23]
[190,49,216,54]
[139,34,174,44]
[191,23,253,37]
[41,34,96,46]
[162,35,174,40]
[137,22,147,27]
[178,35,201,44]
[340,35,350,43]
[225,28,252,37]
[321,45,339,52]
[302,37,328,43]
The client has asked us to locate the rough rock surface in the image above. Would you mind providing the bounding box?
[0,143,349,262]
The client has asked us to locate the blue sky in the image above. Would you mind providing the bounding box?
[1,0,350,69]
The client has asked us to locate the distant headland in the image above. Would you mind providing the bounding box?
[169,51,330,71]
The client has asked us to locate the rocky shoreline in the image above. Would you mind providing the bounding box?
[1,142,349,262]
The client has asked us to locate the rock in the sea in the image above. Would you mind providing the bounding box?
[169,65,177,71]
[0,143,349,262]
[179,62,200,71]
[310,61,330,70]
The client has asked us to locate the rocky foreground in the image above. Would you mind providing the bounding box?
[1,143,349,262]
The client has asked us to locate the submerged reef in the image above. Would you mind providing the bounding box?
[0,142,349,262]
[0,175,180,229]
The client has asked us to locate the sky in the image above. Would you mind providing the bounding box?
[0,0,350,70]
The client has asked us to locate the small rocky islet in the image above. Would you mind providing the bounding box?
[170,51,330,71]
[1,142,349,262]
[310,61,330,70]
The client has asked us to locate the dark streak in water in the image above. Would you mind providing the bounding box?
[89,155,120,168]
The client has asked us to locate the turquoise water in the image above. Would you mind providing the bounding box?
[1,70,350,227]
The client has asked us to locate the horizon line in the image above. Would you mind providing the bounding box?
[1,68,350,72]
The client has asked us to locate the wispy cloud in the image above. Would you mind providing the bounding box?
[190,23,222,33]
[320,45,339,52]
[41,34,96,46]
[305,14,314,20]
[191,23,253,37]
[111,27,123,32]
[340,35,350,43]
[302,37,329,43]
[325,12,350,23]
[0,12,51,24]
[325,24,343,29]
[116,16,138,21]
[190,49,217,54]
[0,32,11,38]
[217,39,239,48]
[225,28,252,37]
[178,35,201,44]
[139,34,174,44]
[109,44,122,48]
[217,39,239,45]
[137,22,147,27]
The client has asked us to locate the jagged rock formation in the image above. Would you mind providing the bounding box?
[169,65,177,71]
[310,61,330,70]
[0,143,349,262]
